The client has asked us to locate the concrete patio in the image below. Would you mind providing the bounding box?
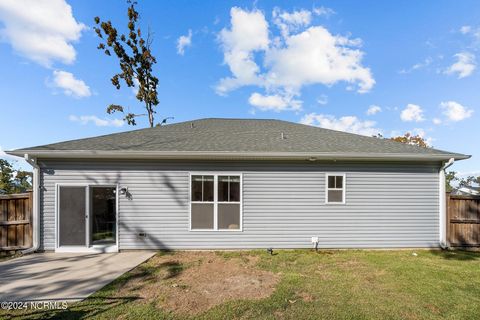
[0,251,155,302]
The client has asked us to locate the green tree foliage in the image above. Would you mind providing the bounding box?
[458,175,480,188]
[444,171,480,192]
[14,170,33,192]
[94,0,159,127]
[445,171,458,193]
[0,159,32,194]
[0,159,14,193]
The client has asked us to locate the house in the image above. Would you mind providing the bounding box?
[7,118,470,253]
[451,186,480,196]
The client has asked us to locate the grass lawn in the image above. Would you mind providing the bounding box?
[0,254,19,262]
[2,249,480,319]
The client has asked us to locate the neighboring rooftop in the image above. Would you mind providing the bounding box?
[8,118,470,161]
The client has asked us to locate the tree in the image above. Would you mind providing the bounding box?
[14,170,33,192]
[94,0,159,127]
[0,160,32,194]
[374,133,465,191]
[0,159,14,193]
[458,175,480,188]
[390,132,429,148]
[445,171,458,193]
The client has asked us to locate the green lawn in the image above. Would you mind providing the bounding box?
[2,249,480,319]
[0,254,19,262]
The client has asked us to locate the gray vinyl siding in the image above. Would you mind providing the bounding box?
[38,160,441,250]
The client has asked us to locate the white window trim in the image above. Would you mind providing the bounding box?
[325,173,346,205]
[189,172,243,232]
[54,183,119,253]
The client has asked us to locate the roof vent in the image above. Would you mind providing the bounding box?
[281,132,286,140]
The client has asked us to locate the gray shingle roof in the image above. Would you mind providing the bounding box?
[9,118,469,160]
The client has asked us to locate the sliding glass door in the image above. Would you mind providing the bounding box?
[58,186,87,246]
[57,185,117,249]
[90,187,117,245]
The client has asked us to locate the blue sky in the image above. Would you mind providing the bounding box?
[0,0,478,175]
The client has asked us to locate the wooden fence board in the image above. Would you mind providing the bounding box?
[0,192,33,251]
[447,193,480,247]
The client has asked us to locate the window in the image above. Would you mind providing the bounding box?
[190,174,242,230]
[191,175,214,229]
[218,176,241,230]
[326,174,345,204]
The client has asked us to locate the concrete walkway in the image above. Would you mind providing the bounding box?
[0,252,155,302]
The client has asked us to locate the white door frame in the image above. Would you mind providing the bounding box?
[55,183,119,253]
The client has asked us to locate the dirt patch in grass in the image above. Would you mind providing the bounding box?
[117,251,280,315]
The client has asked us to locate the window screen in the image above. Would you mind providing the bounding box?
[218,204,240,229]
[191,203,214,229]
[59,186,86,246]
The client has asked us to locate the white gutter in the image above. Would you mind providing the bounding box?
[5,150,471,161]
[439,157,455,249]
[22,154,40,254]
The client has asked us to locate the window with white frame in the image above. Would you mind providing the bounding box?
[191,174,241,230]
[326,174,345,203]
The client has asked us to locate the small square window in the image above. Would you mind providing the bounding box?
[326,174,345,204]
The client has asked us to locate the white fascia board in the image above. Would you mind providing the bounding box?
[6,150,471,161]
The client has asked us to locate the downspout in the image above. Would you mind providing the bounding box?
[439,157,454,249]
[22,154,40,254]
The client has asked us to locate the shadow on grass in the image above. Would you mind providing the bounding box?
[429,249,480,261]
[157,249,176,257]
[4,296,141,320]
[157,260,183,280]
[3,252,185,320]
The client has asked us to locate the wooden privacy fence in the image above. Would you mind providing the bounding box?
[0,192,33,252]
[447,193,480,247]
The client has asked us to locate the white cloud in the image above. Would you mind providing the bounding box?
[366,105,381,115]
[69,115,124,127]
[216,7,269,94]
[400,104,425,122]
[316,94,328,105]
[248,92,301,111]
[216,7,375,111]
[399,57,432,74]
[264,26,374,93]
[432,118,442,125]
[440,101,473,122]
[0,0,85,67]
[52,70,91,98]
[176,29,192,55]
[300,113,380,136]
[444,52,476,78]
[131,77,140,96]
[460,25,472,34]
[459,25,480,38]
[272,8,312,38]
[313,6,335,17]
